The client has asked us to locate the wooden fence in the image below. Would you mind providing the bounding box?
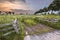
[0,19,20,37]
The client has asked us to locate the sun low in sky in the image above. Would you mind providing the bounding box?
[0,0,53,12]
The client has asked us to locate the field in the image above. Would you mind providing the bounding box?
[0,15,60,40]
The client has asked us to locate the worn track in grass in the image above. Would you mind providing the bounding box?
[24,24,54,35]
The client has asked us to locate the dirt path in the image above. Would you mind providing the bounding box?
[24,24,53,35]
[24,24,60,40]
[24,30,60,40]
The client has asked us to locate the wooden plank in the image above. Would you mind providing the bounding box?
[0,27,14,32]
[0,23,12,27]
[0,19,20,37]
[2,28,20,36]
[2,30,15,36]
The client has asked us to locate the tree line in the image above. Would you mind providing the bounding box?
[34,0,60,15]
[0,11,14,15]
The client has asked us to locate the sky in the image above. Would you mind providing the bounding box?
[0,0,53,11]
[26,0,53,11]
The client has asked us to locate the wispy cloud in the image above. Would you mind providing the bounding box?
[0,0,30,11]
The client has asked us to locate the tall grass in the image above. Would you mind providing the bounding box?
[0,15,60,40]
[0,15,24,40]
[34,15,60,29]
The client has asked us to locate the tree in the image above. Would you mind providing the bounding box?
[43,7,48,12]
[8,11,11,15]
[34,0,60,15]
[34,10,40,15]
[34,7,48,15]
[12,12,14,15]
[48,0,60,13]
[34,9,44,15]
[48,3,55,14]
[54,0,60,10]
[0,11,1,14]
[43,7,48,14]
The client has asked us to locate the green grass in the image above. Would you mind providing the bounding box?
[39,20,60,29]
[0,15,24,40]
[0,15,60,40]
[34,15,60,29]
[21,17,37,26]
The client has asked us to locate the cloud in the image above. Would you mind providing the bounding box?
[0,0,14,2]
[0,0,30,11]
[0,2,12,11]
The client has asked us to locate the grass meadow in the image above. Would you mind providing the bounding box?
[0,15,60,40]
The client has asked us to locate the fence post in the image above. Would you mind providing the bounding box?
[12,19,19,34]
